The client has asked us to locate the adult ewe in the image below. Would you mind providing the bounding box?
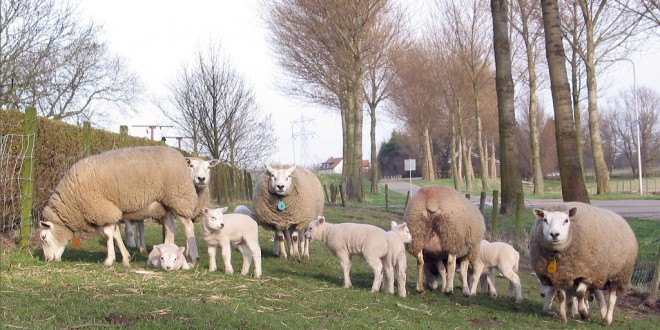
[305,216,388,292]
[252,165,324,261]
[39,146,200,266]
[530,202,638,326]
[404,185,485,295]
[121,157,219,256]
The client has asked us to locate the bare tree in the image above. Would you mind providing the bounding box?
[264,0,396,202]
[541,0,590,203]
[0,0,142,122]
[165,42,276,172]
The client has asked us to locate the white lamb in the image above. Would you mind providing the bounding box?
[304,216,388,292]
[200,207,262,278]
[147,243,190,271]
[382,221,412,297]
[471,240,522,303]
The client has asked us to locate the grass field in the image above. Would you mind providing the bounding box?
[2,201,658,329]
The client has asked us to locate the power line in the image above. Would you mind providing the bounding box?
[291,115,317,166]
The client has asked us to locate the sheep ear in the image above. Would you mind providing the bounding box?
[567,207,578,218]
[390,221,397,229]
[185,157,191,165]
[203,207,210,214]
[219,207,228,213]
[266,165,275,174]
[153,246,161,254]
[209,159,220,167]
[318,216,325,224]
[287,165,297,174]
[533,209,545,219]
[178,247,185,254]
[40,221,53,229]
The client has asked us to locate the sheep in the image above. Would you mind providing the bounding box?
[232,204,254,218]
[252,165,324,261]
[147,243,190,271]
[529,202,638,325]
[532,272,606,318]
[200,207,262,278]
[404,185,485,296]
[39,146,201,266]
[304,216,388,292]
[382,221,412,297]
[470,240,522,303]
[121,157,219,257]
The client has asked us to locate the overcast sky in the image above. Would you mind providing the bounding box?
[74,0,659,167]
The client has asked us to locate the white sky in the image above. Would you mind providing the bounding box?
[74,0,659,167]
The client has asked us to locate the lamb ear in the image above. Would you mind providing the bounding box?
[153,246,161,254]
[178,247,185,254]
[318,216,325,224]
[390,221,397,229]
[567,207,578,218]
[209,159,220,167]
[219,207,228,213]
[40,221,53,229]
[203,207,210,214]
[533,209,545,219]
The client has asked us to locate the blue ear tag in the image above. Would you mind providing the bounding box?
[277,200,286,211]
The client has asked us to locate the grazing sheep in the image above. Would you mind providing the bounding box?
[232,204,254,218]
[529,202,638,325]
[304,216,388,292]
[147,243,190,271]
[252,165,324,261]
[121,157,219,258]
[200,207,262,278]
[404,185,485,295]
[382,221,412,297]
[39,146,200,266]
[471,240,522,303]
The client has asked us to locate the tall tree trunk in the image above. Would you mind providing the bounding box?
[584,22,610,194]
[369,103,379,194]
[473,83,490,191]
[569,2,585,178]
[541,0,590,203]
[491,0,523,215]
[420,127,436,181]
[451,108,462,190]
[457,104,472,192]
[489,140,498,180]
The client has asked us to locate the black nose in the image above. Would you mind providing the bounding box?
[277,184,284,190]
[550,233,559,239]
[198,177,205,183]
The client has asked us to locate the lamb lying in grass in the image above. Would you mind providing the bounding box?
[304,216,388,292]
[382,221,412,297]
[200,207,262,278]
[147,243,190,271]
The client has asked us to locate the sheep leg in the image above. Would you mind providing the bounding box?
[501,268,521,303]
[416,251,425,293]
[124,220,136,248]
[177,216,199,265]
[485,269,498,297]
[220,241,234,274]
[444,254,456,295]
[276,229,287,259]
[556,289,568,323]
[603,290,617,326]
[236,243,252,276]
[338,253,352,288]
[300,233,309,261]
[112,224,131,266]
[365,256,384,293]
[136,220,147,256]
[595,289,607,319]
[162,213,176,244]
[248,241,262,278]
[576,282,590,320]
[439,259,448,292]
[542,287,556,314]
[102,225,117,266]
[396,256,407,297]
[468,260,483,296]
[289,229,301,261]
[382,262,394,294]
[207,245,218,272]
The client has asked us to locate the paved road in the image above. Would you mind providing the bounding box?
[382,180,660,220]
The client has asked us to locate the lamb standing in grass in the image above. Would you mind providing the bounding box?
[39,146,200,266]
[122,157,219,258]
[252,165,324,261]
[471,240,522,303]
[200,207,262,278]
[529,202,638,325]
[382,221,412,297]
[404,185,485,295]
[305,216,388,292]
[147,243,190,271]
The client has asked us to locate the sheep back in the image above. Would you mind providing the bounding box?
[43,146,197,234]
[404,185,485,262]
[529,202,638,294]
[252,166,324,232]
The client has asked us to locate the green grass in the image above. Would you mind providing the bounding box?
[2,204,657,329]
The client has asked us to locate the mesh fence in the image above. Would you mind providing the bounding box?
[0,130,32,233]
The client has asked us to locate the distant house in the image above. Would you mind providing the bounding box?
[319,157,370,174]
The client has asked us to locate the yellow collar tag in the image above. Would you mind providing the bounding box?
[547,259,557,274]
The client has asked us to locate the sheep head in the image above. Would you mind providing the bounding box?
[39,220,69,262]
[391,221,412,244]
[265,165,297,196]
[201,207,227,231]
[155,245,186,271]
[533,207,578,249]
[304,215,326,242]
[186,157,220,189]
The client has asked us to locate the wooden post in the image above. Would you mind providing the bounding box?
[119,125,128,148]
[338,184,345,207]
[19,107,37,247]
[385,184,389,212]
[82,121,91,157]
[491,190,499,241]
[514,192,525,250]
[479,191,487,213]
[404,191,410,210]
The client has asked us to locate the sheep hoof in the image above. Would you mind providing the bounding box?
[103,259,114,266]
[121,260,130,267]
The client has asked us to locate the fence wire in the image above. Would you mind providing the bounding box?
[0,132,34,234]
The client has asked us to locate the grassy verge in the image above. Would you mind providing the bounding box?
[2,204,657,329]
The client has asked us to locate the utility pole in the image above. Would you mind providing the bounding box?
[622,59,643,196]
[161,136,191,150]
[132,125,174,141]
[291,115,316,166]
